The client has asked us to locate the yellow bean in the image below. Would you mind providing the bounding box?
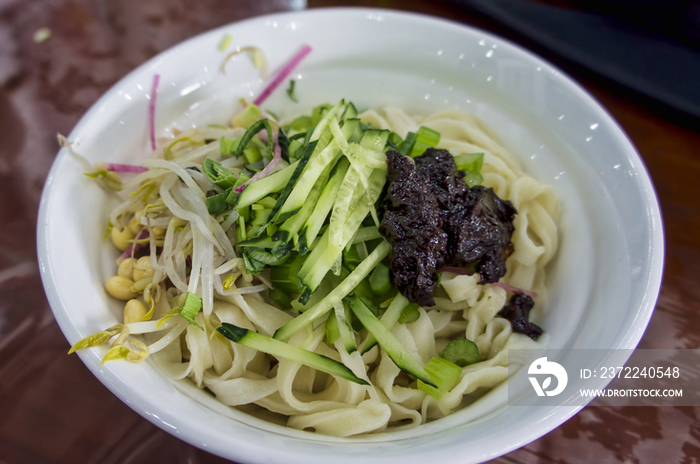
[152,226,166,237]
[128,216,142,235]
[133,256,155,281]
[111,226,135,252]
[105,276,138,300]
[123,299,148,324]
[117,258,135,279]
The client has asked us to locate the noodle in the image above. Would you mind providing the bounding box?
[83,105,560,437]
[177,107,557,435]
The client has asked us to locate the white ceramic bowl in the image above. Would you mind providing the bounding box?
[37,8,664,464]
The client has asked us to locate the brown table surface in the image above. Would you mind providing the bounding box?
[1,0,698,463]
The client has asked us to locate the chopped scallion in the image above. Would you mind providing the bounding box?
[179,292,204,330]
[442,338,479,367]
[417,356,462,399]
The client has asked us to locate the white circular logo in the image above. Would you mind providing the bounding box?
[528,357,568,397]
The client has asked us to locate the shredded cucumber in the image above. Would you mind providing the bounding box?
[274,240,391,341]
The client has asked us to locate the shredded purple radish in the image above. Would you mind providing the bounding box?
[117,230,149,263]
[149,74,161,151]
[234,144,282,193]
[253,45,312,107]
[258,129,278,144]
[492,281,538,299]
[105,163,148,174]
[439,267,537,298]
[438,266,475,276]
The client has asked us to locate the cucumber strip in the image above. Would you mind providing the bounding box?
[269,287,292,309]
[328,167,360,247]
[270,253,305,293]
[347,143,386,169]
[297,191,372,298]
[228,118,274,160]
[254,139,319,233]
[340,118,363,143]
[255,196,278,209]
[217,322,368,385]
[299,158,350,254]
[397,303,420,324]
[342,243,362,270]
[360,293,410,354]
[369,261,391,295]
[272,161,331,244]
[309,100,343,143]
[291,278,332,313]
[359,129,390,152]
[332,167,386,247]
[277,140,341,223]
[330,119,382,228]
[364,164,387,229]
[278,128,290,163]
[344,144,384,227]
[334,301,357,353]
[237,235,276,249]
[274,240,391,341]
[325,308,341,345]
[352,226,382,244]
[331,167,386,237]
[331,120,373,191]
[231,161,298,210]
[341,101,357,120]
[345,295,435,387]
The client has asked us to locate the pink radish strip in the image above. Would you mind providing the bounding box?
[106,163,148,173]
[253,45,312,106]
[492,281,539,299]
[258,129,278,144]
[149,74,161,151]
[234,144,282,193]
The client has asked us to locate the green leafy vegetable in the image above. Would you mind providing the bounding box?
[206,188,232,214]
[286,79,298,102]
[203,158,238,189]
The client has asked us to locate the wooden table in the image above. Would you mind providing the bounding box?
[1,0,697,462]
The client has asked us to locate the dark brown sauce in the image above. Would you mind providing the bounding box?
[378,148,517,306]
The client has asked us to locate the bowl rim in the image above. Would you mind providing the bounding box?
[37,6,664,463]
